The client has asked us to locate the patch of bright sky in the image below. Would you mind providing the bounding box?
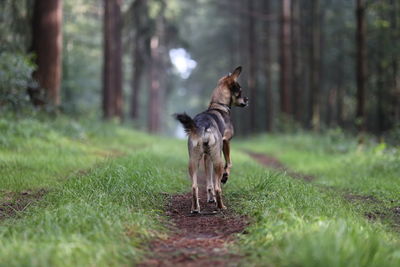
[169,48,197,79]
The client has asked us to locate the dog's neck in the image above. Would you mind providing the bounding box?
[208,84,232,114]
[208,102,231,114]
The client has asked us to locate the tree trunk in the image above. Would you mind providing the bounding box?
[130,0,145,120]
[148,0,166,133]
[31,0,63,107]
[264,0,273,131]
[309,0,321,130]
[355,0,367,131]
[247,0,257,131]
[336,37,345,128]
[280,0,292,116]
[390,0,400,129]
[291,0,302,122]
[103,0,123,120]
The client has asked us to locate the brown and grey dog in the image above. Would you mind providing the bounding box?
[175,66,248,213]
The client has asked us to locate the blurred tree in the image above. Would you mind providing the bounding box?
[280,0,292,117]
[247,0,257,131]
[129,0,149,120]
[30,0,63,107]
[103,0,123,119]
[148,0,166,133]
[291,0,302,123]
[263,0,274,131]
[355,0,367,131]
[309,0,321,131]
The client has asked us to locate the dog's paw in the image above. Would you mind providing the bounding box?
[221,173,229,184]
[190,209,200,214]
[208,199,216,203]
[218,204,227,210]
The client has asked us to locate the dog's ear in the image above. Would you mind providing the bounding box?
[229,66,242,81]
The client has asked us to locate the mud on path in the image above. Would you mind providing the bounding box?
[140,172,248,267]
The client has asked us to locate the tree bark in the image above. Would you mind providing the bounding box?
[264,0,273,131]
[31,0,63,106]
[291,0,302,122]
[148,0,166,133]
[130,0,146,120]
[247,0,257,131]
[309,0,321,130]
[355,0,367,131]
[103,0,123,120]
[280,0,292,116]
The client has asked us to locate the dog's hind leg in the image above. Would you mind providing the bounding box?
[204,154,215,203]
[189,157,201,213]
[222,140,232,184]
[213,160,227,210]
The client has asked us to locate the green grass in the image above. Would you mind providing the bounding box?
[224,152,400,266]
[237,133,400,203]
[0,115,188,266]
[1,117,399,266]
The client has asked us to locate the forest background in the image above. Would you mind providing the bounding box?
[0,0,399,142]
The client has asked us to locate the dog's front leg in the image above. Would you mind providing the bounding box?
[204,154,216,203]
[222,140,232,184]
[188,159,200,213]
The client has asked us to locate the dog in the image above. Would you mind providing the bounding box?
[174,66,248,213]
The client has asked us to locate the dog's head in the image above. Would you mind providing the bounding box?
[217,66,248,108]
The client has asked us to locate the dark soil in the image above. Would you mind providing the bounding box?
[0,189,47,221]
[245,151,315,181]
[245,150,400,231]
[139,173,248,267]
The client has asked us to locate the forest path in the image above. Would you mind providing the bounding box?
[245,151,400,231]
[139,170,248,267]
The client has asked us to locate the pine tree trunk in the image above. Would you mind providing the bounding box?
[309,0,321,130]
[148,0,166,133]
[280,0,292,116]
[130,0,145,120]
[247,0,257,131]
[264,0,273,131]
[291,0,302,122]
[103,0,123,119]
[31,0,63,107]
[355,0,367,131]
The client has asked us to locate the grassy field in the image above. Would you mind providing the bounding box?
[1,117,399,266]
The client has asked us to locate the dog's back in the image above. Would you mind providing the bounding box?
[175,112,223,154]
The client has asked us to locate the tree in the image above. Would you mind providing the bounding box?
[103,0,123,119]
[247,0,257,131]
[263,0,274,131]
[129,0,149,120]
[309,0,321,130]
[355,0,367,131]
[291,0,303,123]
[280,0,292,116]
[30,0,63,106]
[148,0,166,133]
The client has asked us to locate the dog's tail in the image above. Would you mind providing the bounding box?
[174,113,197,136]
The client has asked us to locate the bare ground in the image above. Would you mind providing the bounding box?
[139,172,248,267]
[0,189,47,221]
[245,150,400,231]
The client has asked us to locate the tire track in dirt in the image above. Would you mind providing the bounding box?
[245,150,400,231]
[139,172,248,267]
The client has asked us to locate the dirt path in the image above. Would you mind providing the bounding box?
[245,151,314,181]
[139,172,248,267]
[245,150,400,231]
